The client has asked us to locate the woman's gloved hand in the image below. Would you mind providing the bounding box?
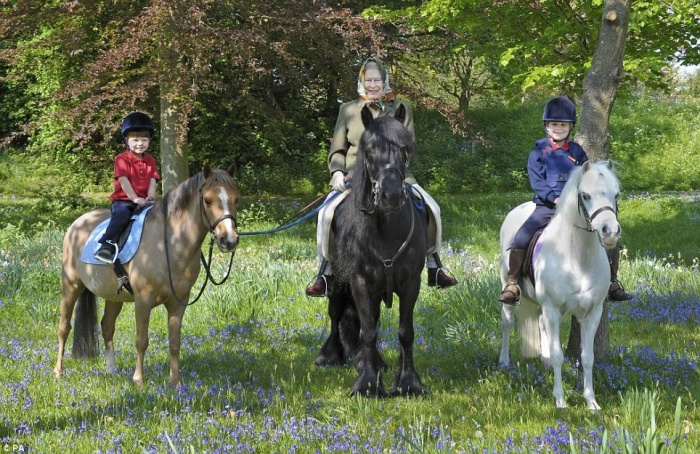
[330,171,347,192]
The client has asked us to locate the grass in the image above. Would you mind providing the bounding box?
[0,193,699,452]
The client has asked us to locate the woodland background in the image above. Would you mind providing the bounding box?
[1,0,699,198]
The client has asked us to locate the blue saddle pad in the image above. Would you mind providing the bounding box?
[81,205,153,265]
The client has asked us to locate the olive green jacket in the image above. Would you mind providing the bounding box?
[328,98,417,184]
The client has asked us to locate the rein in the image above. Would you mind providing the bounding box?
[239,190,338,236]
[164,184,237,307]
[368,185,415,308]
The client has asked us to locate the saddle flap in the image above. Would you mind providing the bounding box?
[522,228,545,284]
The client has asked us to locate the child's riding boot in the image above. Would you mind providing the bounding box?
[428,253,458,289]
[305,259,332,298]
[499,248,526,305]
[607,245,632,301]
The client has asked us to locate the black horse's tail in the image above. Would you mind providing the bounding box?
[72,289,99,359]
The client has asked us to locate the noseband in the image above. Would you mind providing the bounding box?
[362,162,407,214]
[576,191,617,232]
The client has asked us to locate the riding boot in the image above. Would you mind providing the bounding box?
[427,253,458,289]
[607,245,632,301]
[306,259,332,298]
[499,248,526,305]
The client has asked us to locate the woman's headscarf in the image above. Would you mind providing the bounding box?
[357,57,395,110]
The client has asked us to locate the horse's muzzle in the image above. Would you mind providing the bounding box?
[597,223,621,249]
[215,229,238,252]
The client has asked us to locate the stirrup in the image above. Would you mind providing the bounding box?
[499,283,521,306]
[305,275,330,298]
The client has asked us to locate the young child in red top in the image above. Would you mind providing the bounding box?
[94,112,160,264]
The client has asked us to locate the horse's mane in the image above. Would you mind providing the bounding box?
[149,168,238,222]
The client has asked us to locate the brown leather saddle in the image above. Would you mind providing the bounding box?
[521,228,545,285]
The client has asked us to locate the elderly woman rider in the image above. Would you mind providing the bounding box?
[306,57,458,297]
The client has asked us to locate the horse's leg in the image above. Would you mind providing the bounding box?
[132,300,153,387]
[538,311,551,366]
[166,301,186,388]
[579,307,603,411]
[350,278,385,397]
[541,305,566,408]
[315,285,348,367]
[499,303,516,367]
[392,282,428,397]
[101,300,124,374]
[370,297,388,371]
[54,275,84,378]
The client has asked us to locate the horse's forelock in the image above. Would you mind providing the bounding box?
[352,116,413,206]
[557,161,619,217]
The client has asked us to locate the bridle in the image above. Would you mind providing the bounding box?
[362,158,413,308]
[199,186,238,234]
[163,182,238,307]
[360,160,407,214]
[576,189,618,233]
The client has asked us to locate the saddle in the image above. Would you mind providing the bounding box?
[318,185,438,264]
[80,205,153,294]
[522,228,545,285]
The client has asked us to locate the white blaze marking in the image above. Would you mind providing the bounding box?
[217,187,236,242]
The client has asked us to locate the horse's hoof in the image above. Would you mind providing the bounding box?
[587,401,602,411]
[350,378,386,398]
[53,368,62,379]
[314,354,344,368]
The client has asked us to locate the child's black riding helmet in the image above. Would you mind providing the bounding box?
[121,112,155,145]
[542,97,576,124]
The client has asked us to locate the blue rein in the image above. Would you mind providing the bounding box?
[238,190,341,236]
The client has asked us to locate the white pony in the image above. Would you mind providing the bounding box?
[499,160,621,410]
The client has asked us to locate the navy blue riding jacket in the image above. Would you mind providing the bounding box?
[512,138,589,249]
[528,138,588,207]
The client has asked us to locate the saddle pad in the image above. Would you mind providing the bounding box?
[81,205,153,265]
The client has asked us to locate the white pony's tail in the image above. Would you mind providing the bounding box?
[519,298,541,358]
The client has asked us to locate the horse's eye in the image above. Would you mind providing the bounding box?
[581,193,591,201]
[204,198,213,207]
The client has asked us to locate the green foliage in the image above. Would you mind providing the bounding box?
[610,96,700,191]
[570,390,686,453]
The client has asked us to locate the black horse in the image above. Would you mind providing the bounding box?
[315,104,428,397]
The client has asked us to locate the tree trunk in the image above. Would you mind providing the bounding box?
[160,84,189,192]
[158,4,190,193]
[566,0,630,363]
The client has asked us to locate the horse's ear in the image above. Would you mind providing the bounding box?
[203,163,212,179]
[226,163,236,177]
[394,104,406,124]
[361,106,374,128]
[606,159,613,170]
[582,161,591,173]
